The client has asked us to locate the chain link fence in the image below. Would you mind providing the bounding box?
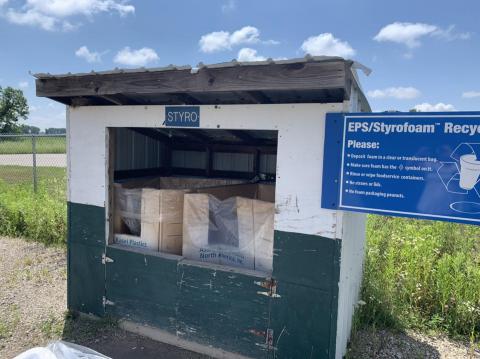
[0,134,66,193]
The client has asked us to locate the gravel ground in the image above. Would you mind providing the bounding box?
[0,237,67,358]
[0,236,479,359]
[347,328,480,358]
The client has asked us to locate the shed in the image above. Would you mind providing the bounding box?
[36,56,371,359]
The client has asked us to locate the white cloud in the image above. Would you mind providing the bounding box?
[374,22,470,49]
[18,81,29,88]
[199,31,231,52]
[0,0,8,6]
[374,22,436,48]
[221,0,236,13]
[300,33,355,58]
[367,87,421,100]
[114,47,159,67]
[433,25,471,41]
[24,0,134,17]
[230,26,259,45]
[75,45,101,63]
[199,26,276,53]
[462,91,480,99]
[237,48,266,62]
[414,102,455,112]
[2,0,134,31]
[5,8,57,30]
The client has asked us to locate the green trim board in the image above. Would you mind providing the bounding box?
[68,242,105,316]
[67,202,342,358]
[271,230,341,359]
[105,246,180,333]
[105,245,271,358]
[67,202,106,316]
[174,260,270,357]
[68,202,106,248]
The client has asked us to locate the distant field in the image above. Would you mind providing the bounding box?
[0,136,66,154]
[0,165,66,188]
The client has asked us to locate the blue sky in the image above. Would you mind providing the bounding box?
[0,0,479,129]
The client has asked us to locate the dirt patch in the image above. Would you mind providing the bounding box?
[0,237,206,359]
[1,236,479,359]
[0,237,67,358]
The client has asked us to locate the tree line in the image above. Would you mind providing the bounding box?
[0,86,65,134]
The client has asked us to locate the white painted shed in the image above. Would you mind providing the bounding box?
[36,56,371,359]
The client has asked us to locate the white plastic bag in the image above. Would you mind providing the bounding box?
[14,341,110,359]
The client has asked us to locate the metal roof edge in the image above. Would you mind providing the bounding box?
[33,55,356,79]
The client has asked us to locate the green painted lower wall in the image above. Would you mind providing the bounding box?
[105,246,271,358]
[272,231,341,359]
[67,202,106,316]
[68,202,342,358]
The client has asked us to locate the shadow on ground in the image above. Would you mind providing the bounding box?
[61,313,209,359]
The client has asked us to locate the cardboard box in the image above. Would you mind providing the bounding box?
[252,200,274,273]
[182,183,275,272]
[114,185,185,254]
[183,195,255,269]
[117,176,245,190]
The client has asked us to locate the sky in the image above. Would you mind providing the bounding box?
[0,0,479,130]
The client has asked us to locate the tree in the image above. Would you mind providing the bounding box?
[0,86,29,133]
[45,128,66,134]
[20,124,40,134]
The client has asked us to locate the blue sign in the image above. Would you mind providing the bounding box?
[322,112,480,225]
[164,106,200,127]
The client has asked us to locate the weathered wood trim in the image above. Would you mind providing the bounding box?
[36,61,348,98]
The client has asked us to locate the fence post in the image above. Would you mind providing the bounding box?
[32,134,37,193]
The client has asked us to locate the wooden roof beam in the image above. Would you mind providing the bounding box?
[36,60,350,99]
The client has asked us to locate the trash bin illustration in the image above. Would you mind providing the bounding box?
[459,154,480,190]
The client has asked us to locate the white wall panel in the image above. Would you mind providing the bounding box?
[335,211,367,359]
[68,103,345,238]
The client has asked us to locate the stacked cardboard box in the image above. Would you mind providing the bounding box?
[182,184,275,273]
[113,178,275,273]
[114,185,185,254]
[113,177,246,254]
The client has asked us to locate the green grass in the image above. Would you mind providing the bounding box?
[40,314,65,338]
[0,136,65,154]
[356,215,480,340]
[0,305,20,340]
[0,178,66,245]
[0,165,66,187]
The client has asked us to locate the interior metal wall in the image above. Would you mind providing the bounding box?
[114,128,165,171]
[115,128,277,175]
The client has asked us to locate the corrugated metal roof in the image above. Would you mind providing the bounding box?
[34,55,370,79]
[35,55,371,110]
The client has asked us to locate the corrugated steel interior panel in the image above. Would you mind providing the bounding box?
[115,128,165,170]
[114,127,278,177]
[172,150,206,169]
[259,153,277,174]
[213,152,254,172]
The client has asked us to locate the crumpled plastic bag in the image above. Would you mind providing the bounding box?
[13,341,110,359]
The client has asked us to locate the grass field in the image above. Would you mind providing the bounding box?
[0,178,66,245]
[0,165,66,188]
[0,136,65,154]
[357,215,480,341]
